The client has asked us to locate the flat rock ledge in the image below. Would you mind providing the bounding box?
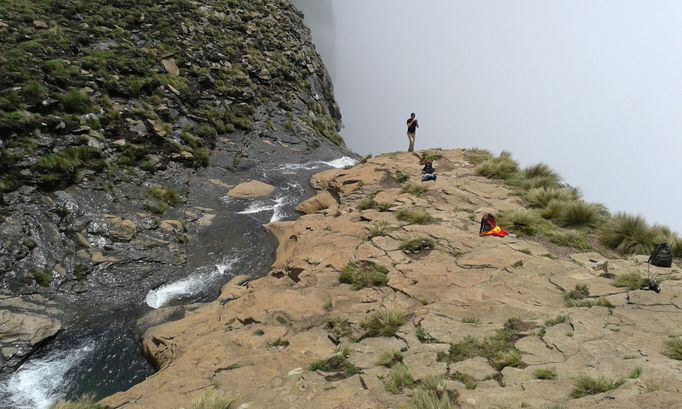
[103,150,682,409]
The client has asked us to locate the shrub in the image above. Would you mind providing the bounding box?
[525,187,577,208]
[400,236,435,253]
[556,201,604,228]
[397,208,434,225]
[384,363,414,393]
[407,387,456,409]
[544,229,590,249]
[534,368,557,380]
[402,182,427,196]
[598,213,657,255]
[613,272,645,291]
[60,89,91,114]
[362,308,409,337]
[476,151,519,179]
[186,390,232,409]
[570,374,624,398]
[664,337,682,360]
[52,395,103,409]
[376,350,403,367]
[339,260,389,290]
[564,284,589,301]
[32,270,52,287]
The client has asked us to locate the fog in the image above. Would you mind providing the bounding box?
[295,1,682,233]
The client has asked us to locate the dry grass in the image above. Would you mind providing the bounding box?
[362,308,409,337]
[570,374,624,398]
[185,390,232,409]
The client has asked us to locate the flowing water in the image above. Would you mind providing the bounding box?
[1,156,356,409]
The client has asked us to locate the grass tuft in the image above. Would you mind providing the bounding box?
[598,212,658,255]
[534,368,557,380]
[376,350,403,367]
[400,236,435,254]
[613,272,645,291]
[401,182,427,196]
[366,221,392,238]
[53,395,104,409]
[397,208,434,225]
[629,367,643,379]
[339,260,389,290]
[476,151,519,179]
[185,390,232,409]
[525,187,578,209]
[308,346,359,377]
[463,148,493,165]
[362,308,409,337]
[384,363,414,393]
[570,374,624,398]
[407,387,456,409]
[664,337,682,360]
[394,170,409,183]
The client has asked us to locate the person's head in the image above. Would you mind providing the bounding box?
[410,112,416,118]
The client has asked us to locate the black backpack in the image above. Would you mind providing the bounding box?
[649,243,673,268]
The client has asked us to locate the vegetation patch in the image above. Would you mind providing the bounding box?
[394,170,409,183]
[326,318,353,342]
[309,346,359,378]
[186,390,233,409]
[452,371,478,389]
[339,260,389,290]
[476,151,519,179]
[396,208,434,225]
[407,387,456,409]
[440,319,527,371]
[384,363,414,393]
[401,182,427,196]
[664,336,682,360]
[376,350,403,367]
[146,186,182,214]
[362,308,409,337]
[598,213,658,255]
[613,272,646,291]
[533,368,558,380]
[463,148,494,165]
[366,221,392,238]
[400,236,435,254]
[564,284,614,308]
[570,374,624,398]
[357,194,378,211]
[419,151,443,165]
[31,270,53,287]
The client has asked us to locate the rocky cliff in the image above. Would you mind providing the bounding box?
[0,0,348,385]
[101,150,682,409]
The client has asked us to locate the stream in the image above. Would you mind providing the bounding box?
[0,156,355,409]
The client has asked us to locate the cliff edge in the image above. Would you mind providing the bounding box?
[101,150,682,409]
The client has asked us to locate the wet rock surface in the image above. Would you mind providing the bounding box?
[101,150,682,409]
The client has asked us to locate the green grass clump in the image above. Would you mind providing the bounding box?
[522,163,561,185]
[326,318,353,341]
[400,236,435,254]
[463,148,493,165]
[376,350,403,367]
[544,315,569,327]
[664,337,682,360]
[362,308,409,337]
[402,182,427,196]
[563,284,614,308]
[357,194,377,211]
[186,390,232,409]
[555,201,604,228]
[394,170,409,183]
[476,151,518,179]
[309,347,359,377]
[570,374,624,398]
[147,186,182,214]
[451,371,478,389]
[376,202,393,212]
[339,260,389,290]
[443,325,525,370]
[544,228,591,250]
[613,272,646,291]
[497,209,550,236]
[534,368,557,380]
[396,208,434,225]
[598,212,657,255]
[60,89,91,114]
[629,367,643,379]
[384,363,414,393]
[366,221,392,238]
[525,187,578,209]
[564,284,589,301]
[407,388,456,409]
[419,151,443,165]
[52,395,104,409]
[32,270,53,287]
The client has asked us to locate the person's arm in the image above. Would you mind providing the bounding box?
[415,120,419,128]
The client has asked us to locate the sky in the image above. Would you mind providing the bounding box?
[296,0,682,233]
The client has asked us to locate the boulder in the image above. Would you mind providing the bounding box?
[161,58,180,76]
[105,215,138,241]
[160,220,185,235]
[228,180,275,199]
[0,310,61,346]
[296,191,337,214]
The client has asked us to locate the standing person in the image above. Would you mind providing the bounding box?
[406,113,419,152]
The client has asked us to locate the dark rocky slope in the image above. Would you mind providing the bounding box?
[0,0,350,391]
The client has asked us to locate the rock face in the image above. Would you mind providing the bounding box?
[227,180,276,200]
[102,150,682,409]
[0,0,349,379]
